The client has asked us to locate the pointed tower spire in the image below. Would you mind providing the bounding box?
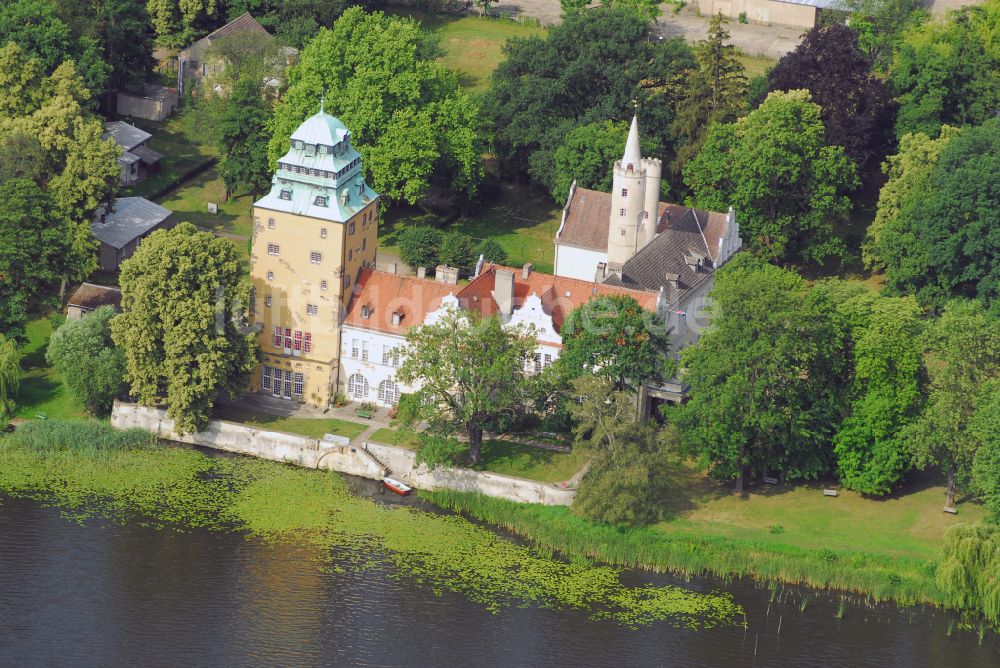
[622,113,641,170]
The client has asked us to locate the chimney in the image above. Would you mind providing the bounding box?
[388,262,397,275]
[665,272,679,287]
[435,265,458,285]
[493,269,515,316]
[417,266,426,279]
[521,263,533,280]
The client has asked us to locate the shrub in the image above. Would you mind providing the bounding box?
[439,230,477,273]
[46,306,126,415]
[397,226,444,271]
[738,11,747,23]
[4,419,155,457]
[415,434,467,469]
[476,238,508,265]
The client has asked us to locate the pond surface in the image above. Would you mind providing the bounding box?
[0,492,996,667]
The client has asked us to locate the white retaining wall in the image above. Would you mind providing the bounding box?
[111,401,575,506]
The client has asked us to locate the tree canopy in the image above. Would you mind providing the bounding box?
[936,524,1000,625]
[218,77,273,200]
[559,294,672,392]
[269,8,484,205]
[890,0,1000,138]
[147,0,222,47]
[672,255,849,491]
[838,0,927,70]
[767,23,894,173]
[111,223,257,434]
[875,120,1000,312]
[46,306,126,415]
[971,389,1000,523]
[397,308,536,464]
[0,334,21,430]
[484,8,695,192]
[684,89,858,265]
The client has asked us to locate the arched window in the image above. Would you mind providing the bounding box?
[347,373,369,399]
[378,379,399,406]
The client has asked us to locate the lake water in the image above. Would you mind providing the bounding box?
[0,490,996,667]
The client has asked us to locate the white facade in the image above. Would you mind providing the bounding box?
[340,325,407,406]
[553,243,608,282]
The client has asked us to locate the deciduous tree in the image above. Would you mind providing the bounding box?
[672,255,849,492]
[146,0,221,47]
[767,23,894,173]
[684,89,857,265]
[111,223,257,434]
[475,238,508,265]
[218,77,273,200]
[269,9,484,204]
[397,309,536,464]
[549,120,652,203]
[838,0,927,70]
[438,231,477,274]
[971,389,1000,523]
[937,524,1000,625]
[0,334,21,430]
[397,226,444,271]
[559,294,672,392]
[46,306,126,415]
[904,299,1000,508]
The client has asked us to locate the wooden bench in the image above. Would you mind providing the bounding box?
[356,408,373,419]
[823,489,839,497]
[943,506,958,514]
[763,476,779,485]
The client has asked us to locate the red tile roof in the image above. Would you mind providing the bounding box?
[343,269,458,336]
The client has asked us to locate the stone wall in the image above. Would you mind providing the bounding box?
[111,401,575,507]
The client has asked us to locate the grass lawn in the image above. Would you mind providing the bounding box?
[737,53,776,78]
[392,11,546,92]
[212,405,367,440]
[370,427,422,450]
[126,110,219,199]
[474,440,588,483]
[653,464,985,561]
[15,317,86,420]
[381,179,562,274]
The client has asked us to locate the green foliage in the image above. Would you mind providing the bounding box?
[672,255,849,490]
[559,0,590,18]
[971,391,1000,523]
[670,14,748,176]
[0,334,21,429]
[269,8,484,204]
[550,120,631,202]
[904,300,1000,506]
[414,433,467,469]
[891,0,1000,138]
[766,24,894,172]
[218,77,273,199]
[110,223,258,434]
[45,306,125,415]
[863,126,958,271]
[485,8,695,191]
[839,0,927,70]
[876,119,1000,311]
[936,524,1000,624]
[397,225,444,270]
[397,309,536,463]
[684,90,857,265]
[227,0,347,49]
[439,230,477,273]
[4,418,156,455]
[559,294,672,391]
[0,179,67,336]
[830,292,926,495]
[598,0,661,21]
[146,0,222,47]
[475,237,508,265]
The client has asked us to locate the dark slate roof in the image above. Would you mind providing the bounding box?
[103,121,151,152]
[606,208,717,309]
[67,283,122,312]
[204,12,270,42]
[557,187,613,251]
[91,197,172,249]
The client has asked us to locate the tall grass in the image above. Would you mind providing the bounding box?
[424,490,947,609]
[3,419,156,456]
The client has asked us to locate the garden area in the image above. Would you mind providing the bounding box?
[212,405,367,440]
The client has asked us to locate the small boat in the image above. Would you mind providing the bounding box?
[382,477,412,496]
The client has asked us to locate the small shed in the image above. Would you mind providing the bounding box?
[695,0,839,29]
[103,121,163,186]
[116,84,179,122]
[66,283,123,320]
[91,197,175,271]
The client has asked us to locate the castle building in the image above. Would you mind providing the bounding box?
[553,114,742,353]
[249,105,379,406]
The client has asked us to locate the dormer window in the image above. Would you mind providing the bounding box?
[319,145,328,155]
[305,144,316,157]
[361,305,372,319]
[314,195,328,207]
[294,140,304,150]
[280,189,292,200]
[391,311,402,326]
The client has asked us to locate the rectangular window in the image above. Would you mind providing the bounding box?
[619,208,625,216]
[253,216,260,225]
[293,372,304,397]
[361,340,369,361]
[293,330,303,351]
[382,345,391,365]
[266,271,274,281]
[284,328,293,351]
[310,251,322,264]
[362,238,367,251]
[283,370,292,399]
[533,353,542,374]
[544,353,552,368]
[314,196,328,207]
[351,339,359,359]
[320,228,327,239]
[303,332,312,353]
[349,222,356,235]
[265,295,272,307]
[262,366,272,392]
[268,218,275,229]
[348,248,353,261]
[280,190,292,200]
[306,304,318,316]
[621,188,628,197]
[320,280,328,291]
[268,243,279,256]
[273,325,282,348]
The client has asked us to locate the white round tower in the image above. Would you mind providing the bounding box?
[608,115,646,267]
